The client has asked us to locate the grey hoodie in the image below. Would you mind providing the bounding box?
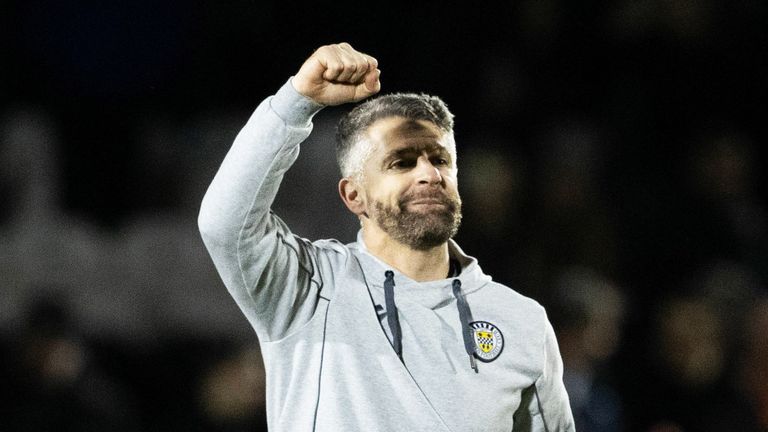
[198,79,575,432]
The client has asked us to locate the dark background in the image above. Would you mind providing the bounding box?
[2,1,767,431]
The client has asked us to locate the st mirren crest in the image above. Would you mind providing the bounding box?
[470,321,504,362]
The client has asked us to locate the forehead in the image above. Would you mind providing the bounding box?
[364,116,453,156]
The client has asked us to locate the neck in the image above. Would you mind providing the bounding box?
[362,224,450,282]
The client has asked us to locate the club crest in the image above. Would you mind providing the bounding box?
[470,321,504,362]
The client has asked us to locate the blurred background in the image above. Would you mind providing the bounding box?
[1,0,767,431]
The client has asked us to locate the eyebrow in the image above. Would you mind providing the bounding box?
[382,144,453,164]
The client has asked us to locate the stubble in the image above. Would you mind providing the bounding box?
[371,190,462,250]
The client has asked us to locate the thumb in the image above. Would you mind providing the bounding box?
[357,69,381,99]
[366,69,381,92]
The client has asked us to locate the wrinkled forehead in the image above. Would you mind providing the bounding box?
[363,116,456,158]
[342,116,456,179]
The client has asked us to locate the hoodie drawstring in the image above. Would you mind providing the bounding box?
[383,270,403,361]
[453,279,478,373]
[382,271,478,373]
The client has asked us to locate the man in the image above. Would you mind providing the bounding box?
[199,43,575,432]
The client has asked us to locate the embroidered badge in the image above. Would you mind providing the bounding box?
[470,321,504,362]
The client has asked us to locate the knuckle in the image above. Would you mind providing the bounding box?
[315,46,333,59]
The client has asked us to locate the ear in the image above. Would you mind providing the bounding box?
[338,177,367,217]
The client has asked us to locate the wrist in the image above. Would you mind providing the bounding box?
[270,78,325,127]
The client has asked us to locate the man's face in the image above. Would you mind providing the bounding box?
[358,116,462,250]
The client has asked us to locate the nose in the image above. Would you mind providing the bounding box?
[415,156,443,185]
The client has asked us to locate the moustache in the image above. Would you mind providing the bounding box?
[398,190,459,211]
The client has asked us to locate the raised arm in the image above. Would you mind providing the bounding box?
[198,43,380,341]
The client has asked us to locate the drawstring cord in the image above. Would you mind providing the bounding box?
[382,271,478,373]
[453,279,478,373]
[383,270,403,361]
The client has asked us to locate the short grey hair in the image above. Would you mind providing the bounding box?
[335,93,455,178]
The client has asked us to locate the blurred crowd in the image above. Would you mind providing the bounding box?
[2,0,767,431]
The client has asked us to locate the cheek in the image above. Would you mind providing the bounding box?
[368,178,409,206]
[443,172,460,195]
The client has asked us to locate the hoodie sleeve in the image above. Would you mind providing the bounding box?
[198,78,327,342]
[513,318,576,432]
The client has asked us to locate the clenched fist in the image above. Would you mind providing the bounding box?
[293,43,381,106]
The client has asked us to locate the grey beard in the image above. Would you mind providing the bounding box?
[371,191,462,251]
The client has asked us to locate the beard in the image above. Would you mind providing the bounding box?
[370,189,462,251]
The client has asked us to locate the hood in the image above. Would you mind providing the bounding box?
[347,230,493,310]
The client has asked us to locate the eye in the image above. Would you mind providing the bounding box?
[390,159,416,169]
[432,157,449,166]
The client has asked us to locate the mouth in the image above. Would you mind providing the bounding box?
[398,190,458,213]
[404,197,454,213]
[409,198,446,205]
